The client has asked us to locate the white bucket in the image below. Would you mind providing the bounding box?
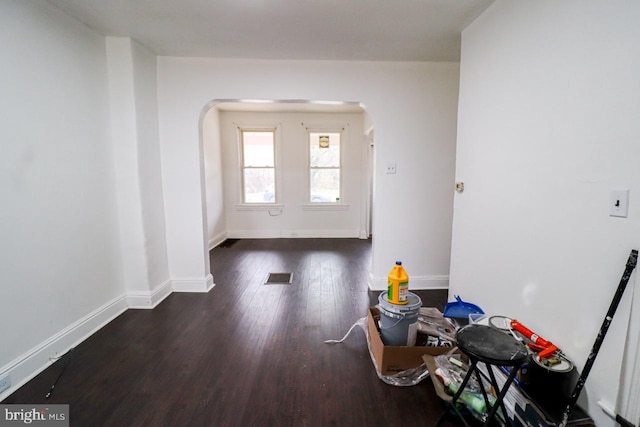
[377,291,422,346]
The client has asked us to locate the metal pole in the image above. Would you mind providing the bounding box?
[560,249,638,427]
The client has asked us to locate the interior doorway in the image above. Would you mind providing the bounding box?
[366,128,375,238]
[200,99,374,248]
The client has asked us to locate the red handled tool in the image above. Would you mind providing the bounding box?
[509,319,558,359]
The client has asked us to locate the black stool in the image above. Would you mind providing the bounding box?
[436,324,529,427]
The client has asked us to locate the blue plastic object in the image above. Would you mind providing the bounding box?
[443,295,485,319]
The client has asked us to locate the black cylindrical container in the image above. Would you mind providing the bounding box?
[524,355,577,413]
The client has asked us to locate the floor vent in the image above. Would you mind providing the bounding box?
[265,273,293,285]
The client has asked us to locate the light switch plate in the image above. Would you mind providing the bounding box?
[610,189,629,218]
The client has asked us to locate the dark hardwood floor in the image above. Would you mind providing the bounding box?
[4,238,464,426]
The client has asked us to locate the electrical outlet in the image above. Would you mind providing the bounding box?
[385,162,396,174]
[0,373,11,394]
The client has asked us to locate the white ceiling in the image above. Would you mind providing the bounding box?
[45,0,495,62]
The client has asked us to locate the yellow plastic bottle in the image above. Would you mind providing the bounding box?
[387,261,409,305]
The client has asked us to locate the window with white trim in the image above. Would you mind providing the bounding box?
[240,129,276,203]
[308,130,341,203]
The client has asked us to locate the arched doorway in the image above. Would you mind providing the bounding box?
[199,99,374,251]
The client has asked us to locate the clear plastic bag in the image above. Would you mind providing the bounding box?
[416,307,457,343]
[433,354,496,421]
[324,317,430,386]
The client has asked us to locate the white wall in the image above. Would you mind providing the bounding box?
[106,38,150,296]
[451,2,640,425]
[219,110,365,239]
[131,40,171,296]
[106,37,171,306]
[157,58,460,290]
[0,0,126,396]
[202,107,226,249]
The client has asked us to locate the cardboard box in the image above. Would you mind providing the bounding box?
[367,306,455,375]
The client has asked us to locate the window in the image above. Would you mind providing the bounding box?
[240,129,276,203]
[308,131,341,203]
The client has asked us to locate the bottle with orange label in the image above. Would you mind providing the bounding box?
[387,261,409,305]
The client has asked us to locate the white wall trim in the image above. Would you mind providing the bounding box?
[126,280,173,309]
[0,275,218,401]
[0,294,129,402]
[368,273,449,291]
[172,274,215,293]
[301,203,349,211]
[619,275,640,423]
[227,229,360,239]
[234,203,284,211]
[209,231,228,250]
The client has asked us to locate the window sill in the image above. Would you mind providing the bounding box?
[301,203,349,211]
[235,203,284,211]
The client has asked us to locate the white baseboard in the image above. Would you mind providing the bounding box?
[227,229,360,239]
[172,274,215,293]
[0,274,219,402]
[208,231,228,250]
[368,273,449,291]
[126,280,172,309]
[0,295,128,402]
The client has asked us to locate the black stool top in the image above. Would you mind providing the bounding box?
[456,324,529,366]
